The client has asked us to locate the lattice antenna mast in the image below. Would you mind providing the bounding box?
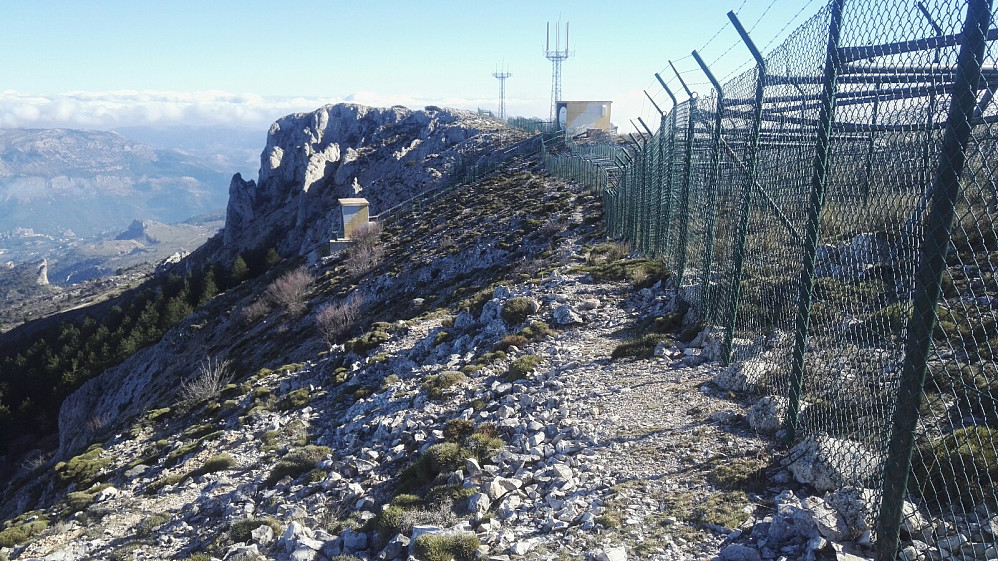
[545,21,572,123]
[492,65,512,120]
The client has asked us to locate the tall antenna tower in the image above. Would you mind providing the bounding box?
[492,66,511,120]
[545,21,572,124]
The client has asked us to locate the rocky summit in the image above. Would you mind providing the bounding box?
[0,105,896,561]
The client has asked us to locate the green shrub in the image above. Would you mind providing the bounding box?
[390,494,423,508]
[412,532,480,561]
[466,432,504,462]
[136,512,171,536]
[398,443,472,493]
[64,490,97,513]
[278,388,311,411]
[611,334,671,360]
[423,371,467,400]
[54,445,110,487]
[425,484,476,508]
[146,472,185,495]
[265,445,331,486]
[348,324,393,354]
[504,354,542,381]
[444,419,475,443]
[914,426,998,509]
[180,555,211,561]
[501,297,536,325]
[373,505,412,536]
[0,516,48,548]
[586,242,628,264]
[230,517,283,544]
[191,453,236,478]
[497,334,528,351]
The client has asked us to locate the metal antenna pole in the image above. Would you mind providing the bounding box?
[492,67,512,120]
[545,21,573,124]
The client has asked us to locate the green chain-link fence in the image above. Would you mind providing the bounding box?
[544,1,998,559]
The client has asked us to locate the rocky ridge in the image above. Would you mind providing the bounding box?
[3,154,917,561]
[222,104,529,262]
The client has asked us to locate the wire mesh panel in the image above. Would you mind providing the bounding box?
[542,1,998,558]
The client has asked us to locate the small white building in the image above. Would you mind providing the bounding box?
[339,198,370,239]
[329,197,371,254]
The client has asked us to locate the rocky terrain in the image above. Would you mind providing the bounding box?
[221,103,530,262]
[0,104,973,561]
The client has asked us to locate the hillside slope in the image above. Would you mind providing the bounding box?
[0,153,792,561]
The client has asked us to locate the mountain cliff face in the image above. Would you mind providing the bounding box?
[222,104,527,260]
[0,129,231,237]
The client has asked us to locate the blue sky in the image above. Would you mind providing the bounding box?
[1,1,819,133]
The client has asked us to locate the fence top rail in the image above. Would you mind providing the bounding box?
[837,25,998,63]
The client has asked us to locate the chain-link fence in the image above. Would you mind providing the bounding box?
[543,1,998,559]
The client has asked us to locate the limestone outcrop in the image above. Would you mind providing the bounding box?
[222,103,525,260]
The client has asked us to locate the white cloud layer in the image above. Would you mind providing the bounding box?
[0,90,501,131]
[0,89,645,133]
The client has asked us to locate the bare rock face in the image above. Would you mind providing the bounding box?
[221,103,519,260]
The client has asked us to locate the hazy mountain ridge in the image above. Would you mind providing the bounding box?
[0,128,231,238]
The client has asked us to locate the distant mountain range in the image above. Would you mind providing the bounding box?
[0,128,234,238]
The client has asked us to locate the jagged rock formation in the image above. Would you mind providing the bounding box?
[222,103,527,260]
[35,258,48,286]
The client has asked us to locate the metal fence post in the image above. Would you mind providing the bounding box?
[875,2,993,559]
[785,0,844,444]
[692,50,725,322]
[721,11,766,366]
[645,90,667,257]
[672,60,696,289]
[639,117,657,255]
[657,74,680,261]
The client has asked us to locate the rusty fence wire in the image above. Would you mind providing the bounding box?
[543,1,998,559]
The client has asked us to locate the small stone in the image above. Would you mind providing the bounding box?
[593,546,628,561]
[469,492,491,515]
[251,524,274,546]
[720,543,761,561]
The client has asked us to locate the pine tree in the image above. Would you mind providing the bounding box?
[230,255,249,284]
[198,267,219,307]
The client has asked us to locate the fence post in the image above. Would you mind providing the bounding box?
[645,90,668,257]
[785,0,844,444]
[630,123,648,253]
[671,60,696,289]
[657,74,680,261]
[691,50,725,322]
[627,134,644,247]
[639,117,657,255]
[875,2,993,560]
[721,11,766,366]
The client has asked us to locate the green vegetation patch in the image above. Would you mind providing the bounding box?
[412,532,480,561]
[423,371,468,400]
[0,512,49,548]
[55,444,110,487]
[504,354,542,381]
[135,512,172,536]
[611,333,672,360]
[347,323,394,355]
[914,425,998,509]
[230,517,283,544]
[265,445,331,486]
[709,457,769,494]
[278,388,311,411]
[500,297,537,325]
